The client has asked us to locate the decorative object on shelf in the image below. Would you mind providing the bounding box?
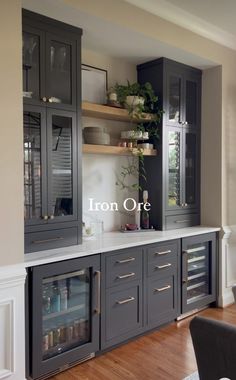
[83,126,110,145]
[82,64,107,104]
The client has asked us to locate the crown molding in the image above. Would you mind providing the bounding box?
[125,0,236,51]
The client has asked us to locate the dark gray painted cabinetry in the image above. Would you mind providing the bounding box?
[101,247,143,349]
[137,58,201,230]
[23,10,82,253]
[145,240,180,328]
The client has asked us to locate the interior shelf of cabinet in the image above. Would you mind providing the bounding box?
[82,144,157,156]
[82,101,153,122]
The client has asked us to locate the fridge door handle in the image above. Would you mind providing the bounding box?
[94,270,101,315]
[182,251,188,284]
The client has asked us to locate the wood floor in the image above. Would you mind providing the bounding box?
[50,305,236,380]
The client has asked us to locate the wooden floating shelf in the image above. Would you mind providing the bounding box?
[82,101,153,123]
[83,144,157,156]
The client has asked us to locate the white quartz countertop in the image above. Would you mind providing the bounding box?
[24,226,220,268]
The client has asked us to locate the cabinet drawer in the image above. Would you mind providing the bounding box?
[147,275,177,327]
[147,242,178,277]
[105,248,142,288]
[165,214,200,230]
[103,282,142,347]
[25,227,78,253]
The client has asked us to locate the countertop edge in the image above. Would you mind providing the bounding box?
[24,226,220,268]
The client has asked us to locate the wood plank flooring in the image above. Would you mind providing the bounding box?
[50,305,236,380]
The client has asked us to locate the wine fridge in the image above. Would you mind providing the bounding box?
[26,255,100,379]
[181,232,216,315]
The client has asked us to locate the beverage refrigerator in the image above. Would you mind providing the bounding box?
[181,232,216,315]
[26,255,100,379]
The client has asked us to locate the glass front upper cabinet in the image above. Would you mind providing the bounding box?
[22,28,44,104]
[185,78,198,128]
[183,130,199,209]
[166,73,183,126]
[47,110,77,222]
[24,107,47,225]
[45,34,76,109]
[167,129,182,209]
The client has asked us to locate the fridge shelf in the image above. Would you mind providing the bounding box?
[43,336,89,360]
[188,262,206,272]
[187,255,206,264]
[187,272,207,281]
[187,281,206,291]
[43,304,85,321]
[187,293,207,304]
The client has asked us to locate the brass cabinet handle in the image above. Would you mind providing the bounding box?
[155,250,171,256]
[116,257,135,264]
[155,263,172,269]
[94,271,101,314]
[32,236,64,244]
[154,285,171,292]
[117,272,135,279]
[175,219,190,223]
[116,296,135,305]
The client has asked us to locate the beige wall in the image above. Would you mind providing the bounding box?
[0,0,23,265]
[67,0,236,228]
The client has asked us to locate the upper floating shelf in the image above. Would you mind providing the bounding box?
[82,101,153,123]
[83,144,157,156]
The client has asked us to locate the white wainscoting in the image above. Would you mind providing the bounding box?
[218,225,236,307]
[0,265,26,380]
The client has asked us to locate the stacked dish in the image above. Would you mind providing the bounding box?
[83,126,110,145]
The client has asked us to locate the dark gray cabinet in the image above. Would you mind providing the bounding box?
[145,240,180,328]
[23,10,82,253]
[26,255,100,380]
[181,232,216,314]
[101,247,143,349]
[137,58,201,230]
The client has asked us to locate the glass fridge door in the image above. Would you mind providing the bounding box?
[166,128,182,210]
[182,234,216,314]
[42,269,90,360]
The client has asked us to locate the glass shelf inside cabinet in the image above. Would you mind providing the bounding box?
[185,243,210,304]
[42,269,91,360]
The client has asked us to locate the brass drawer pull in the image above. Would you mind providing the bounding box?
[155,250,171,256]
[32,237,64,244]
[155,263,172,269]
[175,220,190,223]
[116,257,135,264]
[154,285,171,292]
[116,296,135,305]
[117,272,135,279]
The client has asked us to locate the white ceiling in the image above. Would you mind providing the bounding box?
[22,0,217,68]
[125,0,236,50]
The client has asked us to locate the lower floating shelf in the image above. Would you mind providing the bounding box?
[82,144,157,156]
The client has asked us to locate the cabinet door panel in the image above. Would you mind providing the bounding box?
[166,127,183,210]
[147,275,177,327]
[45,33,76,110]
[183,129,200,210]
[24,106,47,226]
[184,74,201,129]
[22,25,45,105]
[47,110,77,222]
[165,71,184,127]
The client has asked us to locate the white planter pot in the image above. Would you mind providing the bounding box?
[126,95,145,107]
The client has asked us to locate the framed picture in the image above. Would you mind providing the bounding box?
[81,64,108,104]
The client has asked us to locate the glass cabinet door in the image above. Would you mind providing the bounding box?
[166,72,183,127]
[183,130,199,210]
[24,106,47,225]
[182,234,216,314]
[184,76,199,129]
[22,27,45,104]
[166,128,182,210]
[45,34,76,110]
[47,110,77,222]
[42,269,90,360]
